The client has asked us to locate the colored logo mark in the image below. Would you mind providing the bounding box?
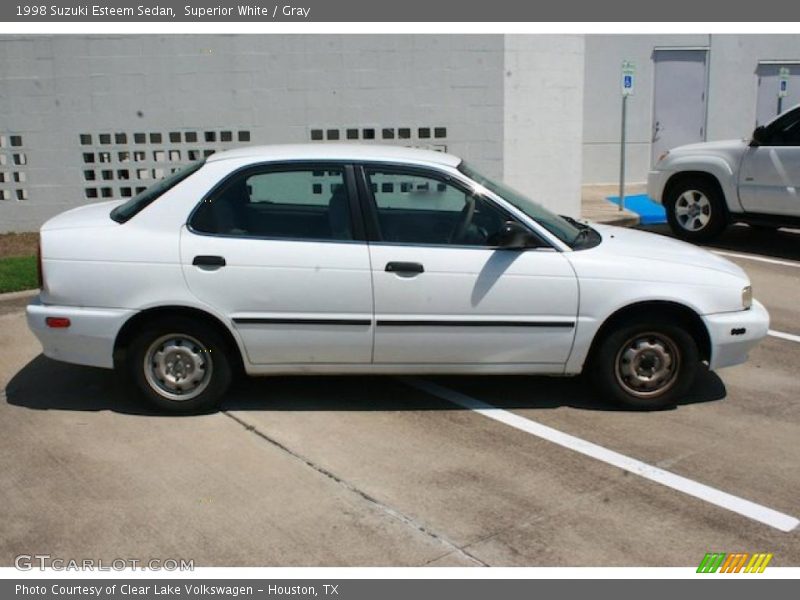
[697,552,773,573]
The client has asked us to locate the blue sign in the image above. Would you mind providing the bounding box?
[621,60,635,96]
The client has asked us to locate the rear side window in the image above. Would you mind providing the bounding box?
[110,160,205,223]
[190,167,354,241]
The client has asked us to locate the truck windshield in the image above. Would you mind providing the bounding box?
[110,160,205,223]
[458,162,581,247]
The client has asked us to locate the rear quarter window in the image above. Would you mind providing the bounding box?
[110,160,205,223]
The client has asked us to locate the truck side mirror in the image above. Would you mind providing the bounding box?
[750,125,768,147]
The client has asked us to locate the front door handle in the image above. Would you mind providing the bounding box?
[193,255,226,268]
[385,261,424,274]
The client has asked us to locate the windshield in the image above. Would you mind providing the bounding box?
[110,160,205,223]
[458,161,582,247]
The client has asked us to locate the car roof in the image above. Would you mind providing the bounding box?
[206,143,462,168]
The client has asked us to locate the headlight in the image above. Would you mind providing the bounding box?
[657,150,670,164]
[742,285,752,310]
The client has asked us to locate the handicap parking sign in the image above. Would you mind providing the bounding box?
[621,61,635,96]
[778,67,790,98]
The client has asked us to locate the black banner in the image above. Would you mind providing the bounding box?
[0,0,796,22]
[5,579,800,600]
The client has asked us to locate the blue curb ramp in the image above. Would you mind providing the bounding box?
[607,195,666,225]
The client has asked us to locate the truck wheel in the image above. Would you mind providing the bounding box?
[127,317,232,413]
[665,178,727,242]
[590,319,699,410]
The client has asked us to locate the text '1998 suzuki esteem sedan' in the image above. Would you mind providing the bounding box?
[27,145,769,413]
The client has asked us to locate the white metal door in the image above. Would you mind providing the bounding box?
[181,233,374,365]
[739,107,800,216]
[755,63,800,126]
[180,165,374,365]
[369,244,579,366]
[359,165,579,367]
[652,49,709,164]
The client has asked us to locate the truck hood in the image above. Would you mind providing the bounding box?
[40,200,125,231]
[588,224,748,280]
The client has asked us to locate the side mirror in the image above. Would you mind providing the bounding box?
[750,125,768,147]
[496,221,538,250]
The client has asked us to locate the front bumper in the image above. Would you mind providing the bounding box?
[702,299,770,370]
[26,297,134,369]
[646,169,670,205]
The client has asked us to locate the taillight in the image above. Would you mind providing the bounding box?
[36,240,43,289]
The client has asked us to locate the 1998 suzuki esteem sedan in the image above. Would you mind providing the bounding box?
[27,145,769,413]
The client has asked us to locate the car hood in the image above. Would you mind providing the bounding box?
[587,224,747,279]
[41,200,125,231]
[670,138,748,154]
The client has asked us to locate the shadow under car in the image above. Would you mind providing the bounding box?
[5,354,727,416]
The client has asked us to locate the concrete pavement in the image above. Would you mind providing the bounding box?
[581,183,643,226]
[1,226,799,567]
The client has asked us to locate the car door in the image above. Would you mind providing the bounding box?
[181,162,374,365]
[358,164,579,366]
[739,107,800,217]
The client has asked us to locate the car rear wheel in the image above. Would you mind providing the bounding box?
[590,319,699,410]
[665,178,727,242]
[128,317,232,413]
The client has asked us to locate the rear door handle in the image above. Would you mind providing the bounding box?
[193,255,226,268]
[385,261,424,274]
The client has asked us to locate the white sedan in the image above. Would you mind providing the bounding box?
[27,144,768,412]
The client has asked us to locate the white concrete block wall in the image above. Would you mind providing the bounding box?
[0,34,505,232]
[503,35,585,217]
[5,33,800,230]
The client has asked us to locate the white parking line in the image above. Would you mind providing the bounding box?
[712,250,800,268]
[403,377,799,533]
[769,329,800,344]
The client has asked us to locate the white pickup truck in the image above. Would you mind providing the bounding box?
[648,104,800,242]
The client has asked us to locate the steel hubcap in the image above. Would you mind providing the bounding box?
[615,332,680,398]
[144,334,212,401]
[674,190,711,231]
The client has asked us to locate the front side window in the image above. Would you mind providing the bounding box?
[365,168,512,246]
[764,107,800,146]
[458,162,582,247]
[191,167,354,241]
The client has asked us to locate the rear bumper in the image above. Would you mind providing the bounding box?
[26,297,134,369]
[703,299,770,370]
[646,169,670,205]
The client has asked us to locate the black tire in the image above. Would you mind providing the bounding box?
[665,177,727,242]
[589,318,699,410]
[126,317,232,413]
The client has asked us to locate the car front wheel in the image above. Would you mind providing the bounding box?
[590,320,699,410]
[128,317,232,413]
[665,178,727,242]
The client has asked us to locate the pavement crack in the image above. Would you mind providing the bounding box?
[222,411,488,567]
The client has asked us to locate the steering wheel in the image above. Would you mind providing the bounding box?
[448,198,476,244]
